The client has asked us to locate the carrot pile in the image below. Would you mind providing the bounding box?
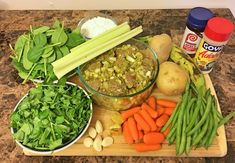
[121,96,177,152]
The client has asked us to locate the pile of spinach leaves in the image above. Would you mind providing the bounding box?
[10,20,85,83]
[10,84,92,150]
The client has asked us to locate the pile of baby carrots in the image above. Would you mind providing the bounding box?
[121,96,177,152]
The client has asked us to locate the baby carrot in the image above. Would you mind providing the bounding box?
[141,103,158,119]
[123,121,134,144]
[127,117,139,141]
[121,107,141,121]
[134,143,161,152]
[137,123,142,131]
[156,114,169,128]
[156,127,161,132]
[143,132,165,144]
[134,113,151,133]
[164,107,175,116]
[139,109,157,131]
[138,130,144,140]
[162,124,172,137]
[156,99,177,108]
[147,96,156,110]
[157,108,165,116]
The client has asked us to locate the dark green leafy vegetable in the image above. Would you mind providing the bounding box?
[10,20,85,83]
[14,34,28,62]
[27,46,44,63]
[34,33,47,47]
[10,84,92,150]
[51,24,68,46]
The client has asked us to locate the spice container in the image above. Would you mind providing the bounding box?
[194,17,234,73]
[180,7,214,58]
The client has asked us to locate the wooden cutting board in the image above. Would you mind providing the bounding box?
[23,74,227,157]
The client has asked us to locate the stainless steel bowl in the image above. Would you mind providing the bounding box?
[10,82,93,154]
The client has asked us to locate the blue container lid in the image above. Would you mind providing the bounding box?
[187,7,214,31]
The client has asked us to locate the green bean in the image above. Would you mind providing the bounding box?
[185,101,192,155]
[166,125,176,141]
[216,110,223,120]
[161,101,181,132]
[201,112,213,147]
[188,95,212,136]
[205,89,211,99]
[193,114,209,146]
[169,133,176,145]
[185,136,191,155]
[176,90,189,154]
[186,96,202,132]
[207,122,218,147]
[172,108,180,126]
[178,112,187,155]
[218,111,235,127]
[212,96,223,120]
[205,97,220,148]
[190,82,198,95]
[200,100,206,116]
[189,103,195,120]
[192,116,199,143]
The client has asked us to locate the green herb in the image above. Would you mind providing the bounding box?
[10,84,92,150]
[10,20,86,83]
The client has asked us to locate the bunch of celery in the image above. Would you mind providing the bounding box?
[52,22,143,79]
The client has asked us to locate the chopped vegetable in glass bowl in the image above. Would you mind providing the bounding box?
[77,39,159,111]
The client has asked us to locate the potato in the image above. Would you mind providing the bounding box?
[148,34,172,64]
[156,62,189,96]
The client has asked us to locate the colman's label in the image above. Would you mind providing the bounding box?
[180,27,202,57]
[194,38,224,73]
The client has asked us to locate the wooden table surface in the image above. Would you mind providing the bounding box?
[0,9,234,163]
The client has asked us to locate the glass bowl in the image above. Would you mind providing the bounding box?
[77,13,117,40]
[77,39,159,111]
[10,82,93,154]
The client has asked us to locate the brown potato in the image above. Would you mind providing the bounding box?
[156,62,189,96]
[148,34,172,64]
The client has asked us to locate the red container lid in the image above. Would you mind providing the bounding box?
[204,17,234,42]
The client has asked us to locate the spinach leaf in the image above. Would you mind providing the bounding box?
[32,26,50,35]
[66,32,85,49]
[22,36,33,70]
[34,33,47,47]
[42,46,54,58]
[47,52,56,63]
[27,46,44,63]
[53,20,62,29]
[59,46,70,56]
[55,48,63,59]
[51,26,68,46]
[15,34,28,62]
[11,20,85,83]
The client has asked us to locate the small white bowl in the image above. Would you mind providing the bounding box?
[78,14,117,40]
[10,82,93,154]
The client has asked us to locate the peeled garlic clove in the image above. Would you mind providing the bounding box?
[102,136,114,147]
[83,137,93,148]
[93,135,102,152]
[88,127,97,138]
[95,120,103,134]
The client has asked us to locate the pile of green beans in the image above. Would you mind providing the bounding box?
[161,83,235,155]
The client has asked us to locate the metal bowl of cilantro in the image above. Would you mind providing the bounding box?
[10,82,92,154]
[77,39,159,111]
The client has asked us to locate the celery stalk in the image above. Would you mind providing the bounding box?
[52,22,130,67]
[71,22,129,52]
[53,26,143,79]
